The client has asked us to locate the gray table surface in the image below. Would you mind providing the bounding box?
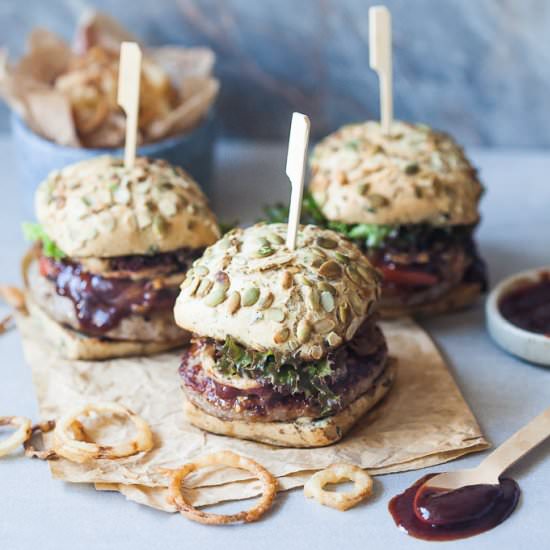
[1,138,549,550]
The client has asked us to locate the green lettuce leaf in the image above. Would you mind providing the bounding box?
[263,192,396,249]
[341,223,395,247]
[262,193,470,250]
[215,336,339,414]
[22,222,66,259]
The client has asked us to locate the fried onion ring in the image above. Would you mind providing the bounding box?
[53,402,153,463]
[168,450,277,524]
[0,416,32,457]
[25,419,92,460]
[304,463,373,511]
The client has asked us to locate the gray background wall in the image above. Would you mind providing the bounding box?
[1,0,549,146]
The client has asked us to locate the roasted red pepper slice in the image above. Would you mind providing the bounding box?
[378,265,439,287]
[38,256,58,278]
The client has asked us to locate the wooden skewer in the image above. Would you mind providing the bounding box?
[285,112,311,251]
[369,6,393,135]
[117,42,142,169]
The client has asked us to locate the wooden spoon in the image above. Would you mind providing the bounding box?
[424,405,550,491]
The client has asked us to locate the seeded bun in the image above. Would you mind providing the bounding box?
[174,223,382,361]
[35,156,220,258]
[183,360,395,447]
[309,121,483,226]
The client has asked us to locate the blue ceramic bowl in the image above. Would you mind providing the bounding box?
[11,111,217,215]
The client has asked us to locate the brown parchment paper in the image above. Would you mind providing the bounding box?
[15,310,488,510]
[0,11,218,148]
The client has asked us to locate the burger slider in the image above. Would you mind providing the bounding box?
[175,223,394,448]
[308,121,487,317]
[24,155,220,359]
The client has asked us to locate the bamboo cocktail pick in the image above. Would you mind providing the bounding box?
[423,405,550,491]
[369,6,393,135]
[117,41,142,169]
[285,112,311,251]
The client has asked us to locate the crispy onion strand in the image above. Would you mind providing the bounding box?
[25,420,90,460]
[0,416,32,457]
[0,285,26,312]
[24,420,58,460]
[168,450,277,524]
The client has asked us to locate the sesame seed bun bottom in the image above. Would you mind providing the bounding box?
[182,360,396,448]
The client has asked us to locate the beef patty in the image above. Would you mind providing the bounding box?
[27,249,194,341]
[366,226,487,308]
[179,320,389,422]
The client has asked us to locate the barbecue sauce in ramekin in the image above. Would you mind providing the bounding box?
[498,272,550,336]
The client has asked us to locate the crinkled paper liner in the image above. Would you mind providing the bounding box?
[16,312,488,511]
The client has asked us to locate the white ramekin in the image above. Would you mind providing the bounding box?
[486,267,550,366]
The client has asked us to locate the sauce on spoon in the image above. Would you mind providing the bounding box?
[388,473,520,541]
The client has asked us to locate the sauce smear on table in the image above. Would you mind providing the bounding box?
[499,272,550,336]
[388,474,520,541]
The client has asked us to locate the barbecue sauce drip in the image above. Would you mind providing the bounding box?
[41,257,179,335]
[499,273,550,336]
[388,474,520,541]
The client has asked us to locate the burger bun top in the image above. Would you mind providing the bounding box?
[35,155,220,258]
[309,121,483,227]
[174,223,382,361]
